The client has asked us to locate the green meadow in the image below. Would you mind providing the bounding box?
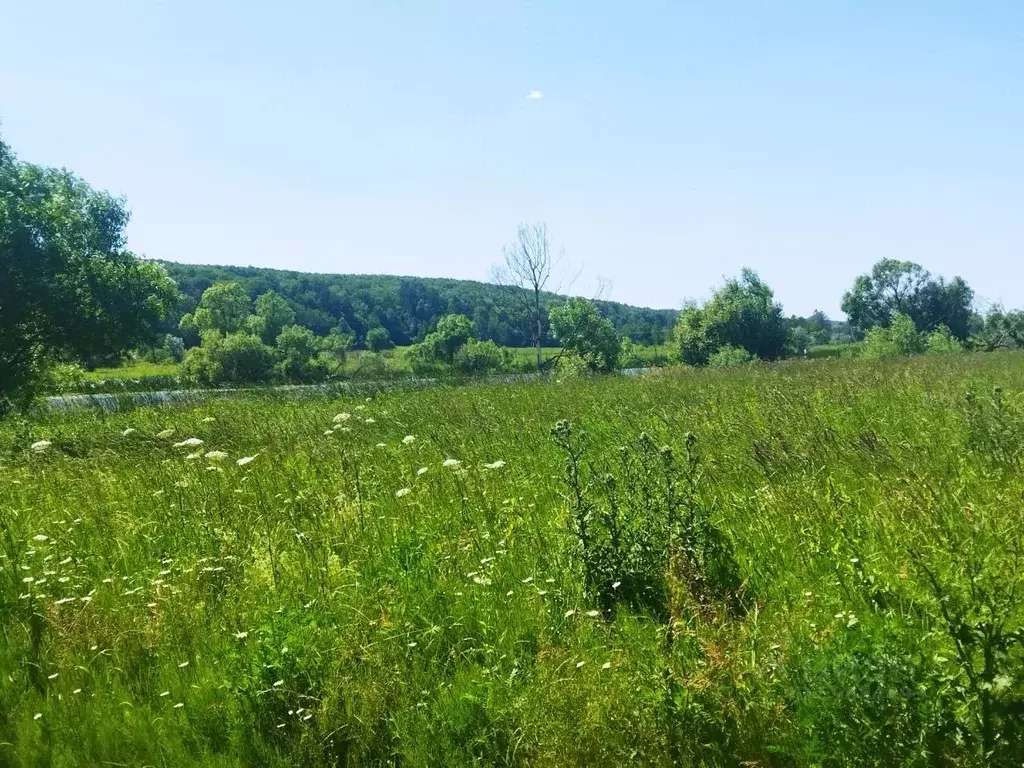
[3,354,1024,766]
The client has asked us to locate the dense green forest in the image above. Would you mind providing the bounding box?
[159,262,678,348]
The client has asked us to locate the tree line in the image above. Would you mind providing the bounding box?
[4,130,1024,408]
[160,261,676,350]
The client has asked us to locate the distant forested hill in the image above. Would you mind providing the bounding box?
[159,262,678,347]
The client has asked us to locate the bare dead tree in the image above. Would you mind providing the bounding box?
[492,223,577,371]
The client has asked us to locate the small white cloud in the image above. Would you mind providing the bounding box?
[526,89,544,101]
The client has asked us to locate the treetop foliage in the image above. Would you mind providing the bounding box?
[841,258,974,339]
[159,262,677,348]
[672,268,788,366]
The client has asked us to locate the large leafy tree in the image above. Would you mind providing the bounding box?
[419,314,476,363]
[252,290,295,344]
[0,136,179,406]
[672,269,787,366]
[548,297,621,372]
[179,281,251,336]
[841,259,974,339]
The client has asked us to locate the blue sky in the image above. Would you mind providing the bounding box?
[2,1,1022,316]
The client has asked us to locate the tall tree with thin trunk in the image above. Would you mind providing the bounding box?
[492,223,569,371]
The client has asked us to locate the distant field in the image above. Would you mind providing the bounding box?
[83,361,183,380]
[5,353,1024,764]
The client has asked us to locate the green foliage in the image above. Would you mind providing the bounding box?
[419,314,476,364]
[160,261,677,347]
[548,298,620,373]
[253,290,295,345]
[164,335,186,363]
[708,344,757,367]
[364,326,394,352]
[552,423,741,618]
[184,281,252,335]
[671,269,787,365]
[0,135,179,408]
[318,329,352,369]
[42,362,88,391]
[274,325,328,383]
[671,305,716,366]
[182,332,274,386]
[453,339,510,375]
[925,325,964,355]
[618,337,642,369]
[842,259,974,339]
[970,307,1024,352]
[861,312,925,359]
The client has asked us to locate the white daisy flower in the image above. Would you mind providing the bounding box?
[483,460,506,470]
[332,412,351,423]
[442,459,461,469]
[236,456,257,467]
[30,440,52,453]
[173,438,203,448]
[402,435,416,445]
[416,467,428,476]
[204,451,228,461]
[395,488,411,498]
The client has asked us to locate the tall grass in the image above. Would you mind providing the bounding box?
[2,353,1024,765]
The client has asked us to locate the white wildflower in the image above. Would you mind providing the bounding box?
[173,702,184,709]
[173,438,203,448]
[402,435,416,445]
[576,661,585,669]
[236,456,256,467]
[376,442,386,448]
[34,713,42,720]
[395,488,411,498]
[564,609,576,618]
[586,610,600,617]
[273,679,284,687]
[483,460,506,470]
[332,412,351,423]
[185,451,203,460]
[156,429,175,439]
[202,416,216,423]
[442,458,461,469]
[33,534,48,542]
[30,440,52,453]
[121,428,136,436]
[364,417,376,424]
[416,467,428,476]
[472,575,492,586]
[204,450,228,461]
[234,631,249,640]
[602,661,612,670]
